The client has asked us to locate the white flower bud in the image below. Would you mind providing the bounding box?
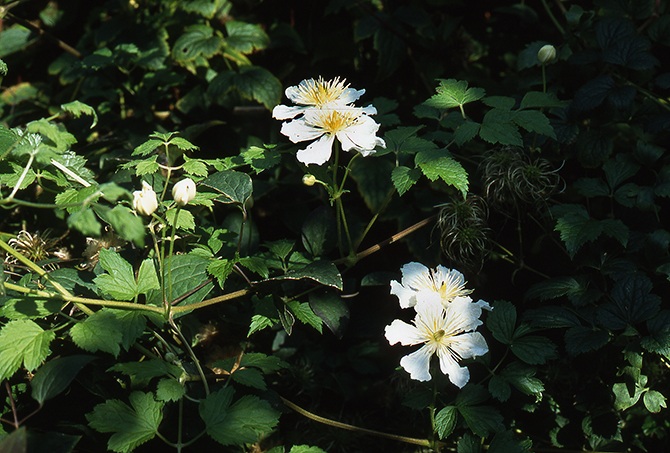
[172,178,196,206]
[302,174,317,186]
[132,181,158,216]
[538,44,556,64]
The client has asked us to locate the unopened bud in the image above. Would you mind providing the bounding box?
[538,44,556,64]
[172,178,196,206]
[302,174,317,186]
[133,181,158,216]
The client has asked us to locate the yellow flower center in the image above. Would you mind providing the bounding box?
[311,109,359,134]
[295,77,349,107]
[433,329,446,342]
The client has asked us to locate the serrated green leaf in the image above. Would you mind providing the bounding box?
[0,320,55,381]
[457,405,504,438]
[31,355,96,405]
[71,310,123,357]
[239,353,287,373]
[454,121,481,146]
[61,101,98,128]
[613,382,644,411]
[565,326,610,355]
[200,387,280,446]
[156,378,185,402]
[147,254,213,313]
[513,110,556,138]
[501,362,544,399]
[489,375,511,402]
[350,156,395,212]
[208,258,235,289]
[232,66,282,110]
[479,109,522,146]
[309,291,348,339]
[173,24,222,62]
[642,310,670,358]
[487,300,516,344]
[104,205,146,247]
[87,391,163,453]
[383,126,435,155]
[93,248,137,301]
[519,91,565,109]
[200,169,253,206]
[574,177,610,197]
[109,360,182,381]
[458,432,482,453]
[424,79,486,109]
[225,21,270,54]
[525,276,601,307]
[134,157,160,176]
[599,274,660,329]
[643,390,667,413]
[0,297,62,320]
[510,335,558,365]
[136,259,160,296]
[524,306,581,329]
[113,309,148,351]
[603,154,640,190]
[576,129,613,168]
[231,367,267,390]
[415,148,468,197]
[482,96,515,110]
[287,300,323,333]
[552,205,605,258]
[183,156,209,176]
[391,166,421,196]
[301,206,336,257]
[435,406,458,439]
[489,430,528,453]
[166,208,196,231]
[402,387,433,410]
[278,260,343,290]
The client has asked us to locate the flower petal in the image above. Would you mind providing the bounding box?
[390,279,418,309]
[296,134,335,166]
[436,350,471,388]
[272,104,305,120]
[336,115,383,153]
[385,319,424,346]
[280,118,324,144]
[449,331,489,360]
[444,296,487,332]
[400,345,434,382]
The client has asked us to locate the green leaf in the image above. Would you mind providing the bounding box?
[208,258,236,290]
[524,306,581,329]
[93,248,138,301]
[457,405,505,438]
[301,206,336,257]
[552,204,628,258]
[565,326,610,355]
[489,430,529,453]
[279,260,343,290]
[200,169,253,206]
[156,378,185,402]
[479,108,522,146]
[173,24,222,62]
[424,79,486,109]
[0,320,55,381]
[454,121,481,146]
[286,300,323,333]
[613,382,644,411]
[487,300,516,344]
[239,145,281,173]
[489,374,511,402]
[71,310,123,357]
[165,208,196,231]
[402,387,433,410]
[104,205,146,247]
[350,157,395,212]
[482,96,515,110]
[230,367,267,390]
[519,91,565,109]
[309,291,349,339]
[641,310,670,358]
[391,166,421,196]
[500,362,544,399]
[510,335,558,365]
[61,101,98,128]
[182,156,209,177]
[598,274,661,329]
[643,390,667,413]
[415,148,469,197]
[435,406,458,439]
[147,254,213,314]
[232,66,282,110]
[136,259,160,296]
[458,432,482,453]
[134,157,160,176]
[525,276,601,307]
[109,360,182,381]
[383,126,435,155]
[225,21,270,54]
[31,355,96,405]
[200,387,280,446]
[0,297,62,320]
[113,310,148,351]
[87,392,163,453]
[575,129,613,168]
[574,177,610,197]
[603,154,640,190]
[513,110,556,138]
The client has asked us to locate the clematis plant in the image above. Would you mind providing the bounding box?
[273,77,385,166]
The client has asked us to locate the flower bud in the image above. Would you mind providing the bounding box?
[302,174,317,186]
[172,178,196,206]
[133,181,158,216]
[537,44,556,64]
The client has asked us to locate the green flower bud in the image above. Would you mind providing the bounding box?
[302,174,317,186]
[538,44,556,64]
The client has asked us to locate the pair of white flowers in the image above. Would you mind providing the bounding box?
[385,262,491,388]
[132,178,196,216]
[272,77,386,166]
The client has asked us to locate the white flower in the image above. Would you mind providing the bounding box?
[132,181,158,216]
[172,178,196,206]
[385,296,491,387]
[390,262,472,309]
[280,106,385,166]
[537,44,556,64]
[272,77,365,120]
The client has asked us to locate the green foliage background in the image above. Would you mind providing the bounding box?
[0,0,669,452]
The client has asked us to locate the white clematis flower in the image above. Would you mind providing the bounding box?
[132,181,158,216]
[390,262,472,309]
[385,296,491,387]
[272,77,366,120]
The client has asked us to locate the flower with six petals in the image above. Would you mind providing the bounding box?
[390,262,472,309]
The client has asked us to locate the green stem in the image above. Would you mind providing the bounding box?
[5,150,36,202]
[168,314,209,396]
[540,0,565,35]
[167,207,180,314]
[281,396,439,448]
[354,187,396,253]
[171,288,252,314]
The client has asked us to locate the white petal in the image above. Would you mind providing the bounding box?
[445,296,486,332]
[449,332,489,360]
[390,280,418,309]
[280,118,324,144]
[273,104,305,120]
[400,262,432,291]
[360,104,377,115]
[336,115,382,153]
[475,299,492,311]
[340,88,366,104]
[436,350,471,388]
[296,134,335,166]
[385,319,424,346]
[399,346,434,381]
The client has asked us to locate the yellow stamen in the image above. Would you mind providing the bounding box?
[296,77,349,107]
[312,110,359,134]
